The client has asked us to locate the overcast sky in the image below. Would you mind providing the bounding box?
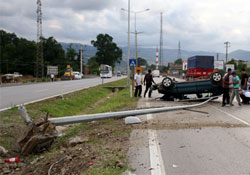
[1,0,250,52]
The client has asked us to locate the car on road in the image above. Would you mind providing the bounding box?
[117,71,121,77]
[122,72,127,76]
[73,72,83,80]
[152,70,160,78]
[155,72,223,100]
[2,72,23,83]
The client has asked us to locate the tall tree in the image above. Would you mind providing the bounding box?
[137,57,148,67]
[91,34,122,68]
[227,59,237,69]
[43,37,65,66]
[0,30,36,75]
[65,44,79,72]
[174,58,183,65]
[87,56,100,74]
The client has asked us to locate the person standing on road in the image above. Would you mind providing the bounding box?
[248,76,250,90]
[241,68,248,90]
[222,68,232,107]
[50,74,54,82]
[229,71,234,95]
[230,71,241,106]
[134,69,143,97]
[182,72,185,79]
[143,69,156,98]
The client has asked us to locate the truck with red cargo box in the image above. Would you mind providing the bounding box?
[186,56,214,78]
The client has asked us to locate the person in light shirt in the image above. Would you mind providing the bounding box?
[229,71,241,107]
[134,69,143,97]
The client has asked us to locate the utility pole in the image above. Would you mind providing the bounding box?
[216,53,219,61]
[36,0,44,78]
[132,31,143,64]
[80,45,83,74]
[177,41,181,60]
[159,12,163,69]
[121,8,149,68]
[156,47,159,70]
[127,0,131,89]
[135,13,137,63]
[224,41,230,63]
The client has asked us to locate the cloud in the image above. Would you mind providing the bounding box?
[46,0,123,11]
[0,0,250,52]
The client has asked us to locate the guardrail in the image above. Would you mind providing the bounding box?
[49,96,218,126]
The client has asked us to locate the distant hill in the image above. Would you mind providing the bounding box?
[60,42,97,64]
[59,42,250,71]
[229,50,250,61]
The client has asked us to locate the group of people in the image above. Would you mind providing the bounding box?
[134,69,156,98]
[222,68,250,107]
[134,68,250,105]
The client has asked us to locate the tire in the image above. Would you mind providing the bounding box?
[210,72,222,85]
[162,77,174,89]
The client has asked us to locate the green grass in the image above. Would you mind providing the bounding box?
[38,87,111,117]
[82,150,129,175]
[89,88,138,114]
[0,107,19,116]
[82,166,128,175]
[0,78,138,174]
[26,78,128,118]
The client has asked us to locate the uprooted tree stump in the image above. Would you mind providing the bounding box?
[18,106,58,155]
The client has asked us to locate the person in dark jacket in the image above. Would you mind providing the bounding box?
[241,68,248,90]
[222,68,232,107]
[143,70,156,98]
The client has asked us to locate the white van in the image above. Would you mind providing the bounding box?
[152,70,160,78]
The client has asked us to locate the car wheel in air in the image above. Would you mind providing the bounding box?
[162,77,173,89]
[210,72,222,85]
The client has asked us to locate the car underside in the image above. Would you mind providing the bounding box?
[154,72,223,100]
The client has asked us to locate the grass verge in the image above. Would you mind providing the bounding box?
[0,78,139,175]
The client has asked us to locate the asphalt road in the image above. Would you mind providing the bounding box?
[0,77,124,111]
[128,76,250,175]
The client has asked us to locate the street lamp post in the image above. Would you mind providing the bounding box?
[133,9,149,64]
[121,8,150,64]
[121,5,149,97]
[127,0,131,88]
[224,41,230,63]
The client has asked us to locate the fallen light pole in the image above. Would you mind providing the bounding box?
[49,96,218,126]
[18,96,218,154]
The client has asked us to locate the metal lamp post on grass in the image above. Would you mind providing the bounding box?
[121,6,150,97]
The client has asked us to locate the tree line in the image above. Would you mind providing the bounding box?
[0,30,122,76]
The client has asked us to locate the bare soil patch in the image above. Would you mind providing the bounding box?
[0,119,133,175]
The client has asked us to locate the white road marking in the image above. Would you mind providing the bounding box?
[0,86,94,112]
[148,129,166,175]
[210,105,250,126]
[146,101,166,175]
[0,78,123,112]
[0,107,12,112]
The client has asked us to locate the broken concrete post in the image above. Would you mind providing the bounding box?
[18,105,32,125]
[0,146,8,156]
[124,117,142,124]
[18,118,58,155]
